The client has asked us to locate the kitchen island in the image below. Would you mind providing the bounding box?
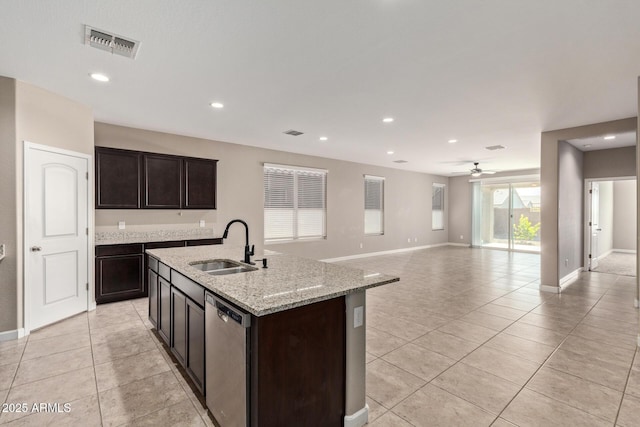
[146,245,398,427]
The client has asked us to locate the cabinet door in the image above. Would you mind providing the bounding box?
[171,287,187,365]
[186,299,205,393]
[158,277,172,345]
[143,154,183,209]
[96,147,141,208]
[148,269,158,327]
[95,254,144,304]
[183,158,217,209]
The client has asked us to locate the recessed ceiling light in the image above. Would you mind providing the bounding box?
[319,136,328,141]
[90,73,109,82]
[448,139,457,144]
[387,150,394,155]
[210,102,224,109]
[382,117,394,123]
[604,135,615,140]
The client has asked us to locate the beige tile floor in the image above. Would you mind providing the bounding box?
[0,246,637,426]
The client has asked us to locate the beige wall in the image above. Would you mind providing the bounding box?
[0,78,94,334]
[540,117,637,289]
[614,180,637,251]
[95,122,449,260]
[0,77,17,333]
[584,146,636,179]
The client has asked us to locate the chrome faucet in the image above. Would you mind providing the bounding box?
[222,219,255,265]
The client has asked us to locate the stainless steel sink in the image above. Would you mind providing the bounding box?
[190,259,257,276]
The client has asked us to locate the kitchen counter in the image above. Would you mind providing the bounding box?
[95,228,217,245]
[146,245,398,316]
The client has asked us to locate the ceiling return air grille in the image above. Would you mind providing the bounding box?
[84,25,139,59]
[283,130,304,136]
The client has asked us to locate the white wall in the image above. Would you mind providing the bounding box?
[613,179,637,251]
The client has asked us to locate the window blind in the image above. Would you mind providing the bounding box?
[264,164,327,242]
[364,175,384,235]
[432,183,445,230]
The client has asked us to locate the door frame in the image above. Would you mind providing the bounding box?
[23,141,94,335]
[583,176,635,274]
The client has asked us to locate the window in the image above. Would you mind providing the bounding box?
[364,175,384,235]
[432,183,445,230]
[264,164,327,242]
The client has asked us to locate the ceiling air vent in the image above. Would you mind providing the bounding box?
[84,25,139,59]
[485,145,506,151]
[393,160,408,164]
[283,130,304,136]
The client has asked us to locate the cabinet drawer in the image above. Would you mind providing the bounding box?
[148,256,159,273]
[96,243,144,257]
[145,240,186,250]
[158,262,171,281]
[186,238,223,246]
[171,270,205,307]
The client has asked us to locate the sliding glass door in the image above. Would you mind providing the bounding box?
[472,180,540,252]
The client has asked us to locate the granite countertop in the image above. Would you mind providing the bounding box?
[146,245,399,316]
[96,228,218,245]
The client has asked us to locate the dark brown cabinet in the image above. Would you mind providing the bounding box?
[148,269,158,327]
[186,299,205,392]
[184,158,217,209]
[171,287,188,365]
[96,147,218,210]
[95,148,141,208]
[143,154,183,209]
[95,244,145,304]
[158,275,172,345]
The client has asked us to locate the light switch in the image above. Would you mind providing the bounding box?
[199,220,205,228]
[118,221,125,230]
[354,306,364,328]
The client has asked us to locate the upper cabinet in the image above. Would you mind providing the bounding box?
[96,147,141,208]
[96,147,218,210]
[184,158,217,209]
[143,154,183,209]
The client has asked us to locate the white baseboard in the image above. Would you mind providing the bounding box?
[613,249,637,254]
[447,242,471,247]
[344,404,369,427]
[560,268,582,287]
[0,328,25,342]
[540,284,561,293]
[322,243,451,263]
[599,249,614,259]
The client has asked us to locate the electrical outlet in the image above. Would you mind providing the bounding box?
[414,237,417,242]
[199,220,205,228]
[407,238,411,243]
[118,221,125,230]
[359,243,363,249]
[565,259,569,267]
[460,235,464,240]
[353,306,364,328]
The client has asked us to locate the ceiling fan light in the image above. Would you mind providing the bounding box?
[471,171,482,177]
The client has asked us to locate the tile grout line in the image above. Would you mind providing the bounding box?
[86,312,105,427]
[492,283,624,425]
[613,323,639,425]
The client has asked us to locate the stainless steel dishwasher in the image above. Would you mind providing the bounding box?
[205,292,251,427]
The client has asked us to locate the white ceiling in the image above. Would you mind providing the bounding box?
[1,1,639,176]
[567,130,637,152]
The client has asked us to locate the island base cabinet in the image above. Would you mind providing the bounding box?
[250,297,346,427]
[158,277,171,345]
[148,270,158,327]
[172,287,205,394]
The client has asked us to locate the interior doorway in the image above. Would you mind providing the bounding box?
[471,176,541,253]
[585,178,636,277]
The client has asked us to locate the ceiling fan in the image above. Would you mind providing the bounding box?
[470,162,496,177]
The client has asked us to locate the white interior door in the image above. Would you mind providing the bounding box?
[589,182,600,270]
[25,142,89,331]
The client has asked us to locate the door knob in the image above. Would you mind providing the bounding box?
[30,246,42,252]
